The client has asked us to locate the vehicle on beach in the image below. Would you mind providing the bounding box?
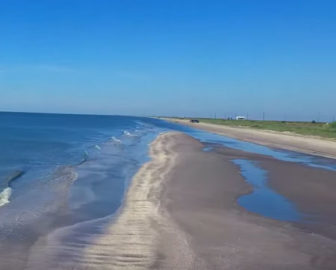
[190,119,199,123]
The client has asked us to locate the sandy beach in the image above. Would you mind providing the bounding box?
[22,131,336,269]
[164,118,336,159]
[158,132,336,269]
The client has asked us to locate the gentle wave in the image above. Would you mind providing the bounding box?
[6,170,24,187]
[78,151,89,165]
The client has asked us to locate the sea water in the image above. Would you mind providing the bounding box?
[0,113,169,247]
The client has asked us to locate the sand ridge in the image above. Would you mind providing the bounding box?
[25,132,194,270]
[81,132,196,269]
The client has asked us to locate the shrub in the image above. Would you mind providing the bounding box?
[330,122,336,129]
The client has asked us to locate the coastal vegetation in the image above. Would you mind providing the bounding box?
[186,118,336,139]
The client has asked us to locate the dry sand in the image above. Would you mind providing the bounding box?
[25,132,336,269]
[164,118,336,159]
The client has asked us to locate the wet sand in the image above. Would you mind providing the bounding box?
[213,146,336,240]
[23,132,336,269]
[159,132,336,269]
[164,118,336,159]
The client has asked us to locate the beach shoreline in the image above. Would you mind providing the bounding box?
[25,132,195,270]
[24,131,336,269]
[163,118,336,159]
[84,132,336,269]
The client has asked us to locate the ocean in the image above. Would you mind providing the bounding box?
[0,113,170,224]
[0,112,180,268]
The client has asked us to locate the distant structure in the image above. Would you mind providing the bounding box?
[235,116,246,120]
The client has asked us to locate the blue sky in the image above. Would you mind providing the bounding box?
[0,0,335,121]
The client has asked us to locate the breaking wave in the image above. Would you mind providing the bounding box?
[0,170,25,208]
[111,136,122,144]
[0,187,12,207]
[123,130,135,136]
[94,145,101,151]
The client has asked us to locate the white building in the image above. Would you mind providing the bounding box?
[235,116,246,120]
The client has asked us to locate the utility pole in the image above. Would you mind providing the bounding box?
[262,112,265,121]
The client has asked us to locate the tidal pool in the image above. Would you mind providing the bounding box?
[233,159,300,222]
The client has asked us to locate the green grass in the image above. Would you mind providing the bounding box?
[187,118,336,139]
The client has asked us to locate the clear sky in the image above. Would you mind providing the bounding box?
[0,0,335,121]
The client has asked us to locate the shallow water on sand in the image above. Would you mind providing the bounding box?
[155,120,336,221]
[158,119,336,171]
[233,159,300,221]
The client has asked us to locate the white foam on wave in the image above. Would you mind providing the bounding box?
[94,145,101,151]
[0,187,12,207]
[123,130,134,136]
[111,136,122,144]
